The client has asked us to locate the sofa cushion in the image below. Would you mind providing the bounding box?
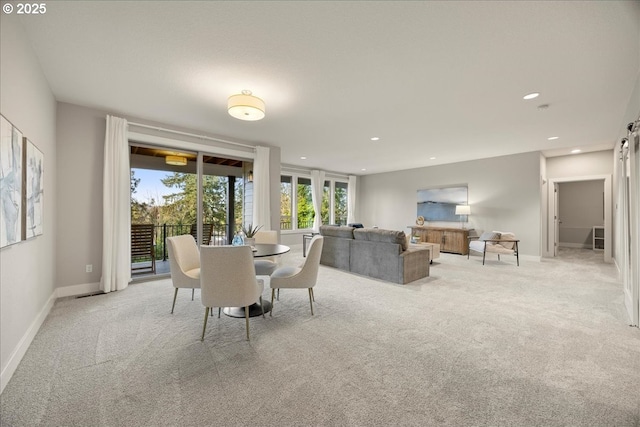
[320,225,355,239]
[354,228,408,251]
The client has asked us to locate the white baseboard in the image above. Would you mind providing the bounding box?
[56,282,101,298]
[0,291,56,394]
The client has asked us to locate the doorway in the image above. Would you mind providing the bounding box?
[129,144,251,278]
[547,175,612,263]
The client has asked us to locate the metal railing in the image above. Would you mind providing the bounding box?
[136,223,234,261]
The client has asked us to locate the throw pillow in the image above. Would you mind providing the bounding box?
[498,232,516,249]
[479,231,501,244]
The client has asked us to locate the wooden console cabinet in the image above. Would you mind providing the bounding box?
[409,226,469,255]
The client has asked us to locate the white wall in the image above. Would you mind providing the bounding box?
[547,150,614,179]
[358,151,541,257]
[0,15,57,392]
[56,103,106,289]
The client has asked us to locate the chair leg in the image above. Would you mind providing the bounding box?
[270,288,275,317]
[498,254,501,261]
[308,288,314,315]
[310,287,315,302]
[482,241,487,265]
[171,288,179,314]
[201,307,210,341]
[277,289,280,300]
[516,242,520,266]
[218,307,221,318]
[259,296,265,318]
[245,307,250,341]
[192,288,195,301]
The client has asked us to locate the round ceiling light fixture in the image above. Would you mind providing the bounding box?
[523,92,540,100]
[166,155,187,166]
[228,90,265,121]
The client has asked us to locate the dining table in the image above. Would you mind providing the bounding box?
[222,243,291,318]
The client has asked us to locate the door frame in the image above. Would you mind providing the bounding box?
[547,174,612,263]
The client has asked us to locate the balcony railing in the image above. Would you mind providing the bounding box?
[131,223,234,262]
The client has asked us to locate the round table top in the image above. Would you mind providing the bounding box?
[252,243,290,258]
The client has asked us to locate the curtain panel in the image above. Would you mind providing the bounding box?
[311,170,325,232]
[101,115,131,293]
[252,146,271,231]
[347,175,357,224]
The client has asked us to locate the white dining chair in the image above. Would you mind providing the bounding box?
[269,235,324,316]
[166,235,201,313]
[200,245,265,341]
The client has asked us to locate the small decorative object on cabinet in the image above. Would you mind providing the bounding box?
[416,216,425,226]
[593,226,605,251]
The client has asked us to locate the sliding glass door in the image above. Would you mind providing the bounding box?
[129,144,251,278]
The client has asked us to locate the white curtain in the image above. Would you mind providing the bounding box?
[252,146,271,231]
[347,175,357,224]
[101,115,131,293]
[311,170,325,232]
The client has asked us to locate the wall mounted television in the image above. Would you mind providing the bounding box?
[417,186,468,223]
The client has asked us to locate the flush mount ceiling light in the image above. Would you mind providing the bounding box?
[523,92,540,100]
[370,137,380,141]
[166,155,187,166]
[228,90,265,121]
[571,149,582,154]
[547,136,559,140]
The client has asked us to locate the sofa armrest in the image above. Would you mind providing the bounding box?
[399,247,430,284]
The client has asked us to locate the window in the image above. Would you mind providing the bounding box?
[280,176,292,230]
[297,177,314,229]
[335,181,348,225]
[322,180,330,225]
[280,172,349,230]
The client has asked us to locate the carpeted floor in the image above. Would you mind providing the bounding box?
[1,246,639,426]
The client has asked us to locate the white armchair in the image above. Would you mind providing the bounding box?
[270,235,324,316]
[166,235,201,313]
[468,231,519,266]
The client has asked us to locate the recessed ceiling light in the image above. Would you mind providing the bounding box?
[361,168,366,171]
[523,92,540,100]
[571,149,581,154]
[547,136,559,140]
[429,157,436,160]
[300,156,307,160]
[370,137,380,141]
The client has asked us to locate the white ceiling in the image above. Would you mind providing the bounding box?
[17,1,640,175]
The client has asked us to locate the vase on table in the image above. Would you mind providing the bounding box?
[244,237,256,246]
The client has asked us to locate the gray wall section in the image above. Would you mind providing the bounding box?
[0,16,57,383]
[56,103,106,288]
[558,180,604,247]
[358,151,542,257]
[55,102,281,289]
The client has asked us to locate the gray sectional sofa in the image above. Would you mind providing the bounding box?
[319,225,430,284]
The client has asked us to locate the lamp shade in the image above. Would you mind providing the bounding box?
[228,90,265,121]
[455,205,471,215]
[166,155,187,166]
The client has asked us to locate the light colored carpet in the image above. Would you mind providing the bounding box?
[1,247,639,426]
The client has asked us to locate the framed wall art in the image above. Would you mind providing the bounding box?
[0,115,23,248]
[24,138,44,239]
